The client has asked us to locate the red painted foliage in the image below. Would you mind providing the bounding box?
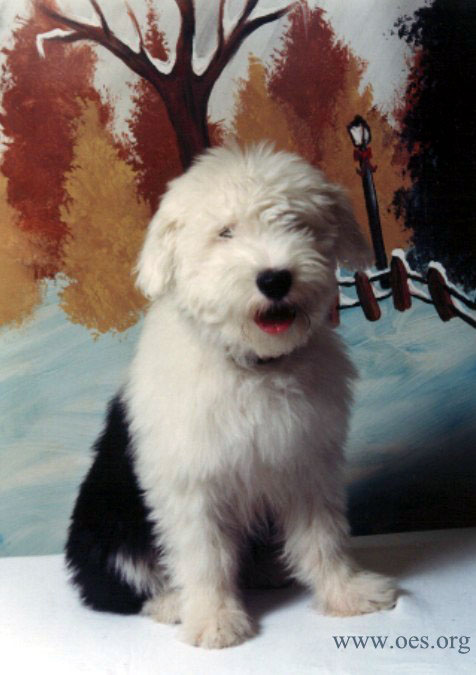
[126,4,181,212]
[0,2,112,278]
[128,79,182,213]
[143,0,168,61]
[269,5,354,165]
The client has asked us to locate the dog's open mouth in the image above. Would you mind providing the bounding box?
[254,305,297,334]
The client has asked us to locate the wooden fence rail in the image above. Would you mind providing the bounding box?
[333,250,476,328]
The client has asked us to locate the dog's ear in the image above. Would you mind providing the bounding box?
[324,183,373,272]
[135,204,177,300]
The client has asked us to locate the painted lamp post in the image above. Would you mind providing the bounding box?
[347,115,389,287]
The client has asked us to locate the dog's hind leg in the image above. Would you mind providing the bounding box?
[65,395,161,614]
[66,543,157,614]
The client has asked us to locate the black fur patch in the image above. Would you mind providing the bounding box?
[65,395,158,614]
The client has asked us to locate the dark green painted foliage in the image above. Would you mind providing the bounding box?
[394,0,476,292]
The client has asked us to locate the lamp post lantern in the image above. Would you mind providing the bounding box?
[347,115,389,287]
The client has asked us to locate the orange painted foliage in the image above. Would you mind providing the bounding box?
[233,55,312,155]
[126,3,181,212]
[0,2,111,278]
[0,175,43,327]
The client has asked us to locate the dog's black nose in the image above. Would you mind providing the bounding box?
[256,269,292,300]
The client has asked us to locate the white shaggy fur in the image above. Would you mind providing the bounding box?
[125,143,397,648]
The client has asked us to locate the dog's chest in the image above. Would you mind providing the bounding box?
[222,368,313,455]
[129,355,317,482]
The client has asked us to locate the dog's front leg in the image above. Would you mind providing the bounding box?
[281,486,397,616]
[164,489,255,649]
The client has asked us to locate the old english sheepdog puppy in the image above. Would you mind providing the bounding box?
[66,143,397,648]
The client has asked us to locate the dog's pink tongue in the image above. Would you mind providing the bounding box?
[255,312,295,334]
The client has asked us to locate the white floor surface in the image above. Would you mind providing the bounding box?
[1,528,475,674]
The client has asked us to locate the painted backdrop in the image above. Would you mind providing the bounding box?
[1,0,475,556]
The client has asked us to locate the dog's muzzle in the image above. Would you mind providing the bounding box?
[254,303,297,334]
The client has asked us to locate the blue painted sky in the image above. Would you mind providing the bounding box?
[1,280,475,555]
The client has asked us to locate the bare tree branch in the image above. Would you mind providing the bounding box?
[126,1,145,52]
[203,1,295,88]
[173,0,195,74]
[90,0,110,36]
[37,0,297,168]
[37,0,171,87]
[217,0,226,53]
[38,0,294,88]
[244,3,295,36]
[239,0,261,25]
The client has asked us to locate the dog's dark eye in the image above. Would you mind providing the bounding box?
[219,227,233,239]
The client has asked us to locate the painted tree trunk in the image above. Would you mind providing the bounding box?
[158,81,211,169]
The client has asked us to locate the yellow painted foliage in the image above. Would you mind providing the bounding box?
[317,58,411,252]
[60,100,150,335]
[232,55,314,156]
[0,175,43,327]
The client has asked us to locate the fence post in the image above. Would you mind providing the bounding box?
[390,255,412,311]
[354,272,381,321]
[329,295,340,327]
[427,267,457,321]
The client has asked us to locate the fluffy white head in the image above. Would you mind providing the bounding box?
[136,143,370,361]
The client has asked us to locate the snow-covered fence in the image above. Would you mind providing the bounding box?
[332,249,476,328]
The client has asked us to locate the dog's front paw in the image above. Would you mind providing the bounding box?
[324,571,397,617]
[182,602,255,649]
[142,590,181,624]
